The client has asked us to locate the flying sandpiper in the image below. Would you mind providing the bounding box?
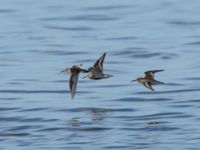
[131,70,164,91]
[86,52,112,80]
[62,64,88,99]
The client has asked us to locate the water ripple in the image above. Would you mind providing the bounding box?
[56,107,135,113]
[28,49,89,56]
[136,88,200,95]
[68,14,118,21]
[44,25,94,31]
[112,48,177,59]
[0,97,20,101]
[19,107,50,112]
[113,97,172,102]
[105,36,137,41]
[0,132,30,137]
[0,107,20,111]
[169,20,200,26]
[0,89,89,94]
[78,127,111,132]
[186,41,200,46]
[134,112,193,120]
[84,5,133,11]
[0,9,16,13]
[8,125,43,131]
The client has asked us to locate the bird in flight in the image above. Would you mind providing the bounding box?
[86,52,112,80]
[131,70,164,91]
[62,64,88,99]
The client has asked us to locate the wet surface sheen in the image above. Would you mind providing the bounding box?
[1,0,200,150]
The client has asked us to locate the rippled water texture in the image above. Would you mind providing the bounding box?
[1,0,200,149]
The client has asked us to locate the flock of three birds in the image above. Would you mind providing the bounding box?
[62,52,164,99]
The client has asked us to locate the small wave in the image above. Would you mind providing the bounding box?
[57,107,135,113]
[0,97,20,101]
[19,107,50,112]
[84,5,133,11]
[186,41,200,45]
[113,97,172,102]
[134,112,193,120]
[183,77,200,81]
[68,14,118,21]
[0,9,16,13]
[78,127,111,132]
[0,89,89,94]
[113,48,177,59]
[136,88,200,95]
[0,107,20,111]
[0,132,30,137]
[44,25,94,31]
[28,49,89,56]
[105,36,137,41]
[37,127,67,132]
[169,20,200,26]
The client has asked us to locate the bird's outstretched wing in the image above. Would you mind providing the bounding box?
[144,70,164,80]
[93,53,106,73]
[69,70,80,99]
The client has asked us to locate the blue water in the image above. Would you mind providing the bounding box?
[1,0,200,149]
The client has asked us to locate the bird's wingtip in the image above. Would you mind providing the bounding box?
[71,95,75,100]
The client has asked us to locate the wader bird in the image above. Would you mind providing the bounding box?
[86,52,112,80]
[132,70,164,91]
[62,65,88,99]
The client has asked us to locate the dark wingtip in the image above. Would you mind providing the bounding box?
[159,69,165,72]
[149,87,155,91]
[102,52,106,57]
[145,69,165,74]
[101,52,106,59]
[70,92,75,100]
[159,81,165,84]
[151,88,155,91]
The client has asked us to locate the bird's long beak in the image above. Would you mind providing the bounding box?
[131,79,137,82]
[81,69,89,73]
[60,70,66,73]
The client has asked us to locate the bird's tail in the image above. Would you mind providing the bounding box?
[104,74,113,78]
[152,80,164,85]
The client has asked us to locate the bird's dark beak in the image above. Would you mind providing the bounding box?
[60,70,66,73]
[131,79,137,82]
[81,69,89,73]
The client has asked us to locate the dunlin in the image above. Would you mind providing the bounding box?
[86,52,112,80]
[62,64,88,99]
[131,70,164,91]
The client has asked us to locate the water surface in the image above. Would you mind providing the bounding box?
[1,0,200,149]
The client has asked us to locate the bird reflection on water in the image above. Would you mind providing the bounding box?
[67,117,81,127]
[88,107,109,122]
[67,107,109,128]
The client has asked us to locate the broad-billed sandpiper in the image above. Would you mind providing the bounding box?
[131,70,164,91]
[86,52,112,80]
[62,64,88,99]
